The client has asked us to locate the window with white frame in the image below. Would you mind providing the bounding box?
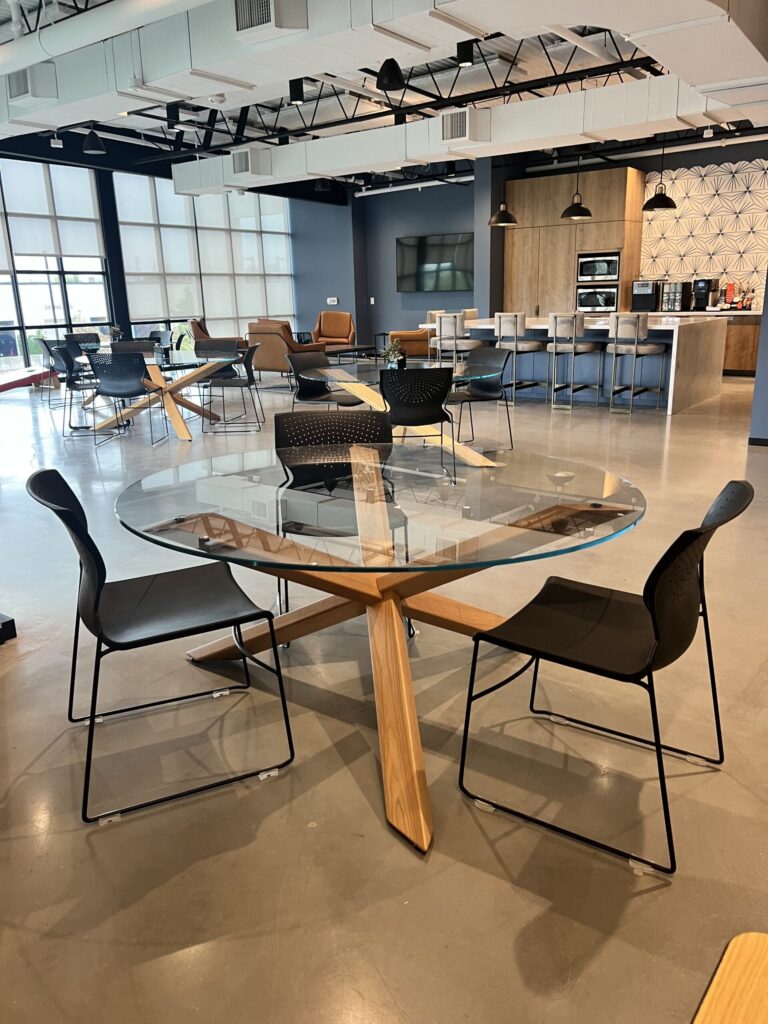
[0,159,109,367]
[113,173,295,340]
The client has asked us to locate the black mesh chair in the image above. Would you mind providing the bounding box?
[379,367,456,480]
[87,350,167,446]
[459,480,754,875]
[273,410,409,616]
[37,336,70,407]
[64,331,101,353]
[445,347,513,449]
[53,347,98,437]
[201,344,263,433]
[194,336,240,380]
[285,351,364,410]
[26,469,294,824]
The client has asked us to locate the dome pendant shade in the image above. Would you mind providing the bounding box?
[376,58,406,92]
[642,182,677,212]
[561,192,592,219]
[83,130,106,155]
[489,201,517,227]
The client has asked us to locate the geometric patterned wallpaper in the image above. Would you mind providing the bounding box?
[640,159,768,311]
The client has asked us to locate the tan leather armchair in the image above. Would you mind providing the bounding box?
[389,328,430,358]
[247,318,325,374]
[311,310,355,348]
[188,318,243,345]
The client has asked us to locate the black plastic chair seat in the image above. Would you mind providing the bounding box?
[446,386,503,404]
[98,562,262,649]
[300,391,363,407]
[388,406,450,427]
[477,576,657,683]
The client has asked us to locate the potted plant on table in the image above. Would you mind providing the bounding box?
[383,337,406,369]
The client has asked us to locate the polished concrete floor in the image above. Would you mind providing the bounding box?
[1,379,766,1023]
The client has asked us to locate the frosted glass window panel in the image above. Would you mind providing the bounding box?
[120,224,160,273]
[194,193,229,228]
[18,274,66,325]
[114,173,155,223]
[235,275,266,318]
[8,216,57,254]
[58,219,103,257]
[0,221,11,271]
[65,276,109,323]
[1,159,50,214]
[166,275,203,317]
[0,275,19,324]
[126,275,168,319]
[262,233,290,273]
[132,321,164,338]
[160,227,198,273]
[202,275,236,318]
[16,255,58,270]
[155,178,194,226]
[232,231,261,272]
[260,194,288,231]
[227,192,260,230]
[266,276,294,315]
[50,165,97,218]
[204,319,238,337]
[62,256,103,272]
[198,229,232,273]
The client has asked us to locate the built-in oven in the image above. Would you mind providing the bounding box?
[575,285,618,313]
[577,252,620,282]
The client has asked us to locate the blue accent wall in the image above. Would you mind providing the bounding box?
[289,197,356,333]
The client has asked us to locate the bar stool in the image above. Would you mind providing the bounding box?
[495,312,545,404]
[425,309,446,324]
[430,312,483,369]
[606,312,665,414]
[546,313,602,411]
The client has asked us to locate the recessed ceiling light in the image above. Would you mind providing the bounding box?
[289,78,304,105]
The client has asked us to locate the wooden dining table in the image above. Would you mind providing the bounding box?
[116,441,644,853]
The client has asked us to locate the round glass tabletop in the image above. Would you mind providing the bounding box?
[116,446,645,574]
[298,360,498,387]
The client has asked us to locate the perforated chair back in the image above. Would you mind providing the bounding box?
[87,351,149,399]
[285,351,333,400]
[379,367,453,427]
[66,331,101,350]
[52,346,84,384]
[39,336,68,375]
[644,479,753,670]
[26,469,106,637]
[494,312,526,340]
[275,410,392,448]
[465,347,510,399]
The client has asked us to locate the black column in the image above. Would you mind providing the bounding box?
[94,169,131,337]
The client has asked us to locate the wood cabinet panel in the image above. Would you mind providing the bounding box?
[575,220,625,253]
[504,226,540,314]
[537,224,576,314]
[724,322,759,373]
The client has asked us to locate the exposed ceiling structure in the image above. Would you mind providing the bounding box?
[0,0,762,199]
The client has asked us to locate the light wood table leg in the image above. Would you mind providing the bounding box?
[162,390,193,441]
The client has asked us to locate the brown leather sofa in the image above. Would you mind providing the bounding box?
[389,328,430,357]
[311,310,355,348]
[247,318,325,374]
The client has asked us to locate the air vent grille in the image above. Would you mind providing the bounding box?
[8,69,29,101]
[442,110,468,142]
[232,150,250,174]
[234,0,271,31]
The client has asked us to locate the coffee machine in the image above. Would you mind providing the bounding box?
[631,280,660,312]
[693,277,719,310]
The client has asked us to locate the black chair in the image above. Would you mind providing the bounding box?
[201,344,264,433]
[111,339,157,354]
[64,331,101,353]
[87,350,167,446]
[149,329,173,347]
[459,480,754,875]
[273,410,409,616]
[445,347,513,449]
[37,336,70,407]
[194,336,240,380]
[53,347,98,437]
[379,367,456,480]
[26,469,294,824]
[285,351,364,410]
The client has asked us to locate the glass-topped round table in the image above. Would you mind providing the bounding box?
[297,359,497,391]
[117,445,644,851]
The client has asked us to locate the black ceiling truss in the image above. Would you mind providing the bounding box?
[1,0,111,40]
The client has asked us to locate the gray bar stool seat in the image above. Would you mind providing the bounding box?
[606,312,664,413]
[546,313,602,410]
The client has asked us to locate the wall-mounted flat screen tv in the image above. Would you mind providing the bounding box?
[396,232,474,292]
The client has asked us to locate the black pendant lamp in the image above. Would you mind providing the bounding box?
[488,201,517,227]
[643,142,677,212]
[83,129,106,155]
[561,158,592,219]
[376,57,406,93]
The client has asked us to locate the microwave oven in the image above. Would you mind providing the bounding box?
[575,285,618,312]
[577,253,620,282]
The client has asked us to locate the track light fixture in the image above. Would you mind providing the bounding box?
[376,57,406,93]
[456,39,474,67]
[49,132,63,149]
[488,201,517,227]
[643,141,677,212]
[289,78,304,106]
[82,129,106,155]
[561,156,592,219]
